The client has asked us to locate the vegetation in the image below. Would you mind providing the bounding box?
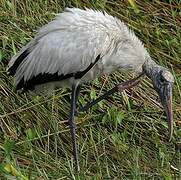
[0,0,181,179]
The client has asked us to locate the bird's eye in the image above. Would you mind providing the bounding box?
[160,75,165,83]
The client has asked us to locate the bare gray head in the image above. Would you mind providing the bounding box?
[143,57,174,141]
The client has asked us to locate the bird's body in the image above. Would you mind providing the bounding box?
[7,8,174,171]
[9,8,148,92]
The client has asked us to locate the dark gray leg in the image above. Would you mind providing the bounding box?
[75,85,80,110]
[69,83,80,171]
[74,86,81,116]
[79,73,144,113]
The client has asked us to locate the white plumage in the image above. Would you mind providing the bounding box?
[7,7,174,171]
[9,8,148,92]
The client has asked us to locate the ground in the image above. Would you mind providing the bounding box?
[0,0,181,179]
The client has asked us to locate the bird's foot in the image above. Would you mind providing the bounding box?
[117,73,144,92]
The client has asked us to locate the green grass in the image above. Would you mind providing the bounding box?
[0,0,181,179]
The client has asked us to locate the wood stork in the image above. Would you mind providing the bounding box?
[7,8,174,171]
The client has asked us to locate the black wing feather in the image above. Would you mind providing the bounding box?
[8,49,30,76]
[16,54,101,91]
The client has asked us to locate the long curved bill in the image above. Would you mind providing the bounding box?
[159,83,173,141]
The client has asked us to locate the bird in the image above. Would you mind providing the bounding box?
[7,7,174,171]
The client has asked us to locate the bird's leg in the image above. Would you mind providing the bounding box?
[69,83,80,171]
[74,85,81,116]
[79,73,145,113]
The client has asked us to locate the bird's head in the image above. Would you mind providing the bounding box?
[143,62,174,141]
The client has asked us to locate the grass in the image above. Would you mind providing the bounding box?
[0,0,181,179]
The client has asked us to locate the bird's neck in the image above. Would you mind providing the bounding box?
[142,57,161,81]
